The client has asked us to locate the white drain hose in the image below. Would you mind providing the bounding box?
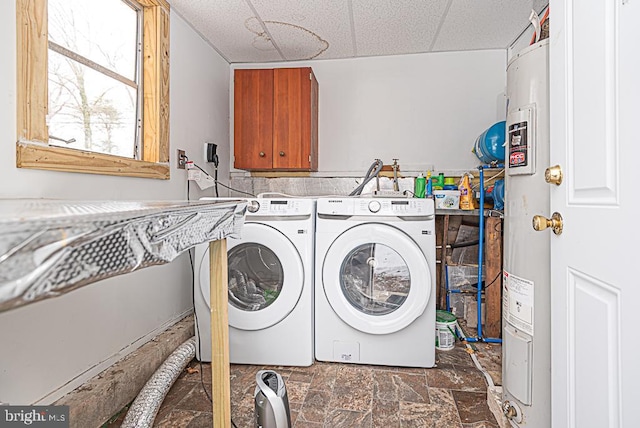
[121,337,196,428]
[455,324,496,388]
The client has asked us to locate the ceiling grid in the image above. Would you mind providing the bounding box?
[168,0,549,63]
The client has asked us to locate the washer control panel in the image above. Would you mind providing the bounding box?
[368,200,381,213]
[317,197,434,216]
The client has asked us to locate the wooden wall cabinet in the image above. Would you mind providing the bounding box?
[234,67,318,171]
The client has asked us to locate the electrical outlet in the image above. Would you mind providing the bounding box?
[177,149,186,169]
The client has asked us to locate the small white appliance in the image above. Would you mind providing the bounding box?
[314,197,436,368]
[254,370,291,428]
[194,197,315,366]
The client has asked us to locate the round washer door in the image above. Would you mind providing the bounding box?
[322,223,431,335]
[199,222,304,331]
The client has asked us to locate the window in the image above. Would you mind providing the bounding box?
[16,0,170,179]
[48,0,141,158]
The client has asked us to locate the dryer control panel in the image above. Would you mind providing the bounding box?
[246,198,314,216]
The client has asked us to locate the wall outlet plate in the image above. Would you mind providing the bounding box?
[177,149,186,169]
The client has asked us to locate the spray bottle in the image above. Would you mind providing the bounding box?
[426,171,433,197]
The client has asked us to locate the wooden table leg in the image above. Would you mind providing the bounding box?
[210,239,230,428]
[439,214,450,310]
[484,216,502,338]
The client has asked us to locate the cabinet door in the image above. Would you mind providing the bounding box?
[234,69,273,170]
[273,68,318,171]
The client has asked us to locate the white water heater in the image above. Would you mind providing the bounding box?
[502,39,550,427]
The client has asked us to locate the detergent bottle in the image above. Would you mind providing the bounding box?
[433,173,445,190]
[458,173,475,210]
[414,173,426,198]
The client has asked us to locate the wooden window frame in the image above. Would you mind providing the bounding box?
[16,0,170,179]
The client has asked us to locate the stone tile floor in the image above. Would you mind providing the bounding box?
[107,339,500,427]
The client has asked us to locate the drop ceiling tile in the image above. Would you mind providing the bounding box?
[249,0,353,60]
[432,0,537,52]
[169,0,543,63]
[351,0,448,57]
[169,0,282,63]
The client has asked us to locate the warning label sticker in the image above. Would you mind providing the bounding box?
[508,121,528,168]
[503,270,534,336]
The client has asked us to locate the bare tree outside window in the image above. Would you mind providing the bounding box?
[47,0,141,158]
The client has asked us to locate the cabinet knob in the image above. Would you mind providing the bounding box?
[279,151,285,157]
[259,151,265,157]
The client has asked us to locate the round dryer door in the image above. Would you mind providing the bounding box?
[199,222,304,331]
[322,223,432,335]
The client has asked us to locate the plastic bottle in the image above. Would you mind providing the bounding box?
[459,173,475,210]
[426,171,433,197]
[433,173,445,190]
[414,173,426,198]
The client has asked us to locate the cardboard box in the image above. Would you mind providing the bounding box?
[433,190,460,209]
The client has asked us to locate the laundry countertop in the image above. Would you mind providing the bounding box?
[0,199,246,313]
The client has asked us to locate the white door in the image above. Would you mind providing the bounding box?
[322,223,432,335]
[550,1,640,427]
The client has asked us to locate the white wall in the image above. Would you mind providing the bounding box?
[0,5,230,404]
[232,49,507,175]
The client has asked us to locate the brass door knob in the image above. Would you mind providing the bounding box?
[545,165,563,185]
[279,151,285,157]
[532,212,564,235]
[259,151,265,157]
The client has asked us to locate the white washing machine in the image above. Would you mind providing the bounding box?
[194,197,315,366]
[315,197,436,368]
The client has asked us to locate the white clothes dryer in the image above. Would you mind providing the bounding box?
[194,198,315,366]
[315,197,436,368]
